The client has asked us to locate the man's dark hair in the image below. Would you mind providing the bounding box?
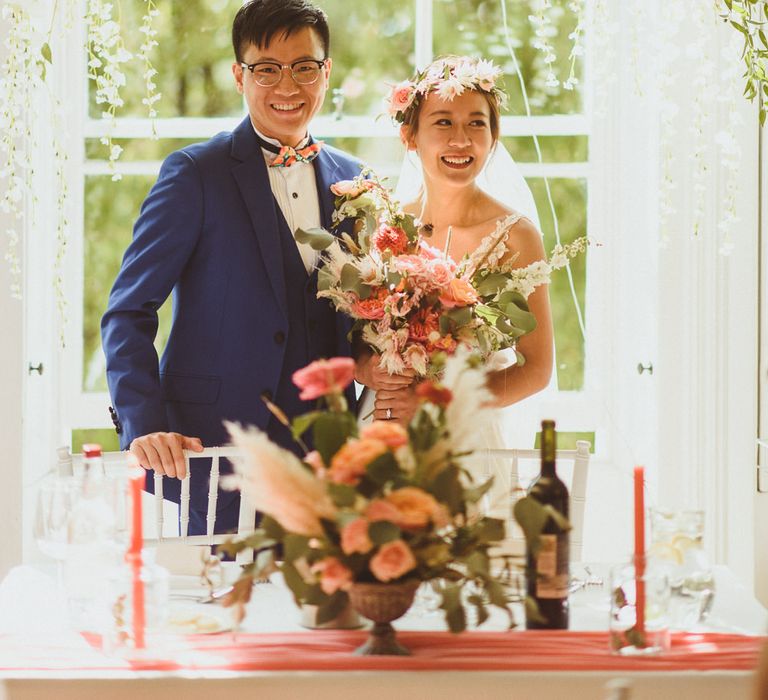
[232,0,330,62]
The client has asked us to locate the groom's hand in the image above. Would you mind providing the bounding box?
[355,350,415,390]
[129,432,204,479]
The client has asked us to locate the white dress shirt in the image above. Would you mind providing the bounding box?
[253,126,321,275]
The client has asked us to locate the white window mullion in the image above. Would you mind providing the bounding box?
[415,0,433,68]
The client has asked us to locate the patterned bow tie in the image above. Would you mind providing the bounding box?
[269,141,324,168]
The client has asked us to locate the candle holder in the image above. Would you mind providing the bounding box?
[609,556,671,655]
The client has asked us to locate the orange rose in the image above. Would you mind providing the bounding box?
[439,277,479,308]
[370,540,417,582]
[385,487,441,530]
[328,438,388,485]
[311,557,354,594]
[360,420,409,449]
[340,517,373,555]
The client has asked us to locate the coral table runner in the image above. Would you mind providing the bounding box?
[0,631,763,673]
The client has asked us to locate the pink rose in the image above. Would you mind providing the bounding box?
[370,540,417,582]
[373,224,409,255]
[292,357,356,400]
[328,438,388,485]
[311,557,354,594]
[427,259,456,289]
[365,499,403,523]
[438,277,479,308]
[393,254,429,284]
[418,240,443,260]
[340,518,373,555]
[388,81,416,117]
[360,420,409,449]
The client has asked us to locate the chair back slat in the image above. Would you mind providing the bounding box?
[57,446,248,549]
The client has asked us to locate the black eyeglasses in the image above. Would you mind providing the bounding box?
[240,59,327,87]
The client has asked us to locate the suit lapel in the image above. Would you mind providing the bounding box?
[231,118,288,319]
[313,148,343,230]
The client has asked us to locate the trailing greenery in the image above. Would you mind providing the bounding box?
[719,0,768,125]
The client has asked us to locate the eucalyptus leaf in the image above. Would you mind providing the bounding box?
[295,227,335,251]
[474,517,506,544]
[465,550,490,577]
[366,451,401,484]
[316,591,348,624]
[475,272,509,297]
[283,533,311,562]
[340,263,362,291]
[281,560,310,601]
[464,475,494,504]
[314,412,356,466]
[430,465,464,514]
[292,410,322,441]
[524,596,547,624]
[368,519,401,545]
[328,482,357,507]
[513,496,549,552]
[261,515,285,540]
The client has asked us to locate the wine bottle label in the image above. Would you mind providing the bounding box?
[535,534,569,599]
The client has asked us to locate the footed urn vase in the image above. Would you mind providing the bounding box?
[347,580,420,656]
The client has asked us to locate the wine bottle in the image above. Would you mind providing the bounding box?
[525,419,570,629]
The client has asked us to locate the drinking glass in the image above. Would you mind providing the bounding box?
[32,476,79,585]
[609,557,671,655]
[649,509,715,629]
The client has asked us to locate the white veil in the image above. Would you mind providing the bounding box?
[394,141,541,233]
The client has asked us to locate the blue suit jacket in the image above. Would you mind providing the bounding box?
[102,116,362,507]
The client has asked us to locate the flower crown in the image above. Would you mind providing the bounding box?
[386,57,507,125]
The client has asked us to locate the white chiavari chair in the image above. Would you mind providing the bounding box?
[484,440,591,562]
[56,446,255,565]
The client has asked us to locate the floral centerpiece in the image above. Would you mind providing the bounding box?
[295,169,587,378]
[220,353,524,650]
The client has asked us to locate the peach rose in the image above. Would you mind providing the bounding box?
[292,357,356,400]
[365,498,403,523]
[360,420,409,449]
[330,179,367,198]
[415,381,454,407]
[439,277,479,308]
[340,517,373,555]
[385,487,441,530]
[328,438,388,485]
[370,540,417,582]
[311,557,354,594]
[388,80,416,117]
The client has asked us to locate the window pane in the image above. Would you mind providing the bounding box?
[322,137,406,183]
[528,177,587,391]
[504,135,588,163]
[83,175,172,393]
[319,1,415,117]
[88,0,244,119]
[85,138,201,161]
[433,0,584,116]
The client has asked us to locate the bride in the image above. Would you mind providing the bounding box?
[354,56,554,520]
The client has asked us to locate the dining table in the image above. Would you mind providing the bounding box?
[0,559,765,700]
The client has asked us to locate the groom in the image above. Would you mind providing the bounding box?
[101,0,361,535]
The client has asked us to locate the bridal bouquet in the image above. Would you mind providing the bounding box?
[296,169,586,377]
[219,353,520,631]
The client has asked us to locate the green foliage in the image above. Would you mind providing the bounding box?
[719,0,768,125]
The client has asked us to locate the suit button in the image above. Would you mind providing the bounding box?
[274,331,285,344]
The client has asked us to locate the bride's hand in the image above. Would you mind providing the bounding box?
[355,350,415,391]
[374,386,419,425]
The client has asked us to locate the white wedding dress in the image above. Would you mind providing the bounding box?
[358,212,529,526]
